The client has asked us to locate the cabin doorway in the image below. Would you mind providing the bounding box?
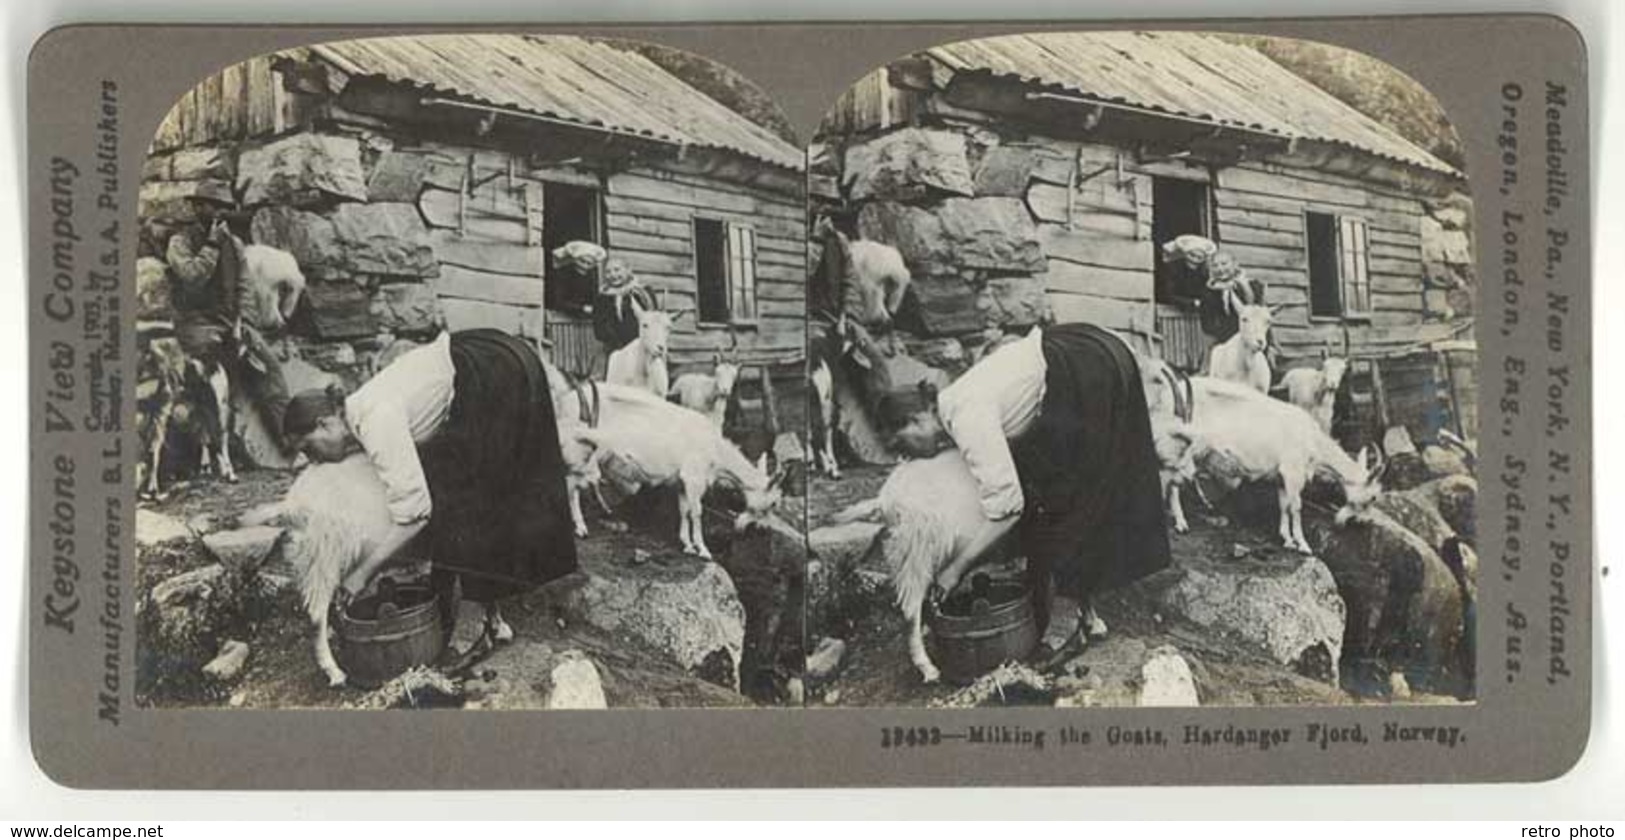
[540,181,604,378]
[1151,175,1213,372]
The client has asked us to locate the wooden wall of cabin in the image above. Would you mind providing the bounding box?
[1211,159,1440,368]
[603,165,807,371]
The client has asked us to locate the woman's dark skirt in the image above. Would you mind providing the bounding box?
[417,329,579,603]
[1009,324,1172,605]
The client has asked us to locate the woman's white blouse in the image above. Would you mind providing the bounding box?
[934,326,1048,521]
[344,331,456,525]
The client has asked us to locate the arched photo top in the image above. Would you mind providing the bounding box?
[150,33,803,171]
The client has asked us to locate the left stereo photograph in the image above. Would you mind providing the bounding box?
[132,33,811,711]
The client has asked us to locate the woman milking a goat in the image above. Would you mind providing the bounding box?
[888,321,1173,675]
[280,328,579,667]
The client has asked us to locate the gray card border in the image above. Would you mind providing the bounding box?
[26,15,1592,788]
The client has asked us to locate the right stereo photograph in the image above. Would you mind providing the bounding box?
[804,30,1479,710]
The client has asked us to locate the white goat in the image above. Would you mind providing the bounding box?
[238,455,486,687]
[606,302,682,398]
[668,353,740,432]
[1207,303,1277,393]
[1136,356,1201,533]
[819,219,911,331]
[1169,377,1384,554]
[835,450,1107,684]
[1277,356,1349,434]
[237,241,306,333]
[561,383,784,559]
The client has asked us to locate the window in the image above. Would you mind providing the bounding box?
[694,218,758,324]
[541,182,603,313]
[1306,211,1372,318]
[1152,177,1213,304]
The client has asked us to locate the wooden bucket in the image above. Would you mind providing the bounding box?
[927,575,1040,685]
[335,578,445,688]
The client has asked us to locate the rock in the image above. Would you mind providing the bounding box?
[1138,646,1200,707]
[1423,288,1455,320]
[136,257,173,320]
[1437,230,1472,264]
[137,179,234,223]
[985,275,1049,328]
[370,282,442,336]
[902,336,967,374]
[202,526,284,573]
[231,357,338,469]
[972,143,1073,196]
[547,652,608,709]
[909,274,991,335]
[1429,475,1477,543]
[1422,445,1471,479]
[934,198,1047,273]
[772,432,805,465]
[144,146,235,183]
[237,133,368,207]
[1315,509,1469,697]
[1419,216,1446,262]
[806,637,847,681]
[186,513,218,535]
[329,202,438,277]
[149,564,225,612]
[365,150,463,201]
[856,198,1045,275]
[1382,425,1417,456]
[250,206,345,281]
[843,128,974,201]
[1383,452,1429,492]
[203,640,250,682]
[1429,203,1470,230]
[1152,553,1344,681]
[145,564,228,644]
[137,509,193,547]
[547,553,747,689]
[809,522,882,569]
[301,282,377,340]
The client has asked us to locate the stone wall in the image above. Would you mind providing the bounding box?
[139,128,453,467]
[1419,191,1477,321]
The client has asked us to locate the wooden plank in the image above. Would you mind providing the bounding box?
[616,248,694,277]
[1368,226,1423,247]
[420,186,531,228]
[627,165,805,208]
[435,265,546,307]
[1236,160,1430,209]
[1040,261,1151,302]
[246,55,276,137]
[1368,256,1426,277]
[1215,222,1303,250]
[219,62,246,140]
[606,214,693,240]
[1213,206,1306,232]
[427,230,543,277]
[607,228,691,255]
[1220,166,1371,208]
[1370,290,1422,312]
[603,195,803,238]
[607,171,803,221]
[1370,240,1423,261]
[1035,225,1153,271]
[1370,273,1424,294]
[1048,292,1155,334]
[755,263,807,285]
[1219,242,1305,272]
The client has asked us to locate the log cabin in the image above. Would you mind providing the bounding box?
[142,33,806,386]
[813,31,1477,446]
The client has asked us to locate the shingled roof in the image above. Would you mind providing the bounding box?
[927,31,1459,177]
[309,34,804,171]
